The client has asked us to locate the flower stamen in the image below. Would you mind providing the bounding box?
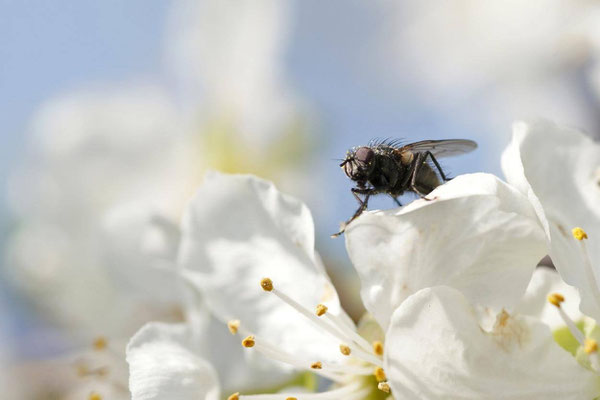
[228,320,240,335]
[372,340,384,356]
[316,304,328,316]
[260,278,274,292]
[585,338,598,354]
[339,344,351,356]
[572,228,600,319]
[548,292,585,345]
[572,227,588,241]
[547,293,564,307]
[242,335,256,348]
[374,367,386,382]
[378,382,391,393]
[93,337,107,351]
[311,361,323,369]
[584,339,600,373]
[235,328,345,382]
[259,278,382,367]
[234,381,370,400]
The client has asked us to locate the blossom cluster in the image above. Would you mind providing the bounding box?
[122,120,600,400]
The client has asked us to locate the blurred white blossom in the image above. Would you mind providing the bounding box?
[6,85,192,338]
[380,1,600,139]
[166,0,299,145]
[4,0,309,398]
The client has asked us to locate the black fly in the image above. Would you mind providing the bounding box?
[332,139,477,237]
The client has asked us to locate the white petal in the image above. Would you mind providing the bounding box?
[502,120,600,321]
[345,173,546,330]
[385,286,599,400]
[179,172,347,364]
[516,267,582,329]
[182,287,293,393]
[127,322,220,400]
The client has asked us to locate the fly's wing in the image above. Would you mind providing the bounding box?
[401,139,477,158]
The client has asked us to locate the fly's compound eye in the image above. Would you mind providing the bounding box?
[354,147,374,165]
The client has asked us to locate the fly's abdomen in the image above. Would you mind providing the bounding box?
[414,163,441,194]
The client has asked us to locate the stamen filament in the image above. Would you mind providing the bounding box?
[324,312,375,354]
[578,240,600,314]
[557,305,585,345]
[271,288,348,343]
[249,337,345,383]
[238,381,369,400]
[269,287,382,366]
[317,362,375,376]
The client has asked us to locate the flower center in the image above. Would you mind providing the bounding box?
[549,291,600,372]
[226,277,390,399]
[73,336,129,398]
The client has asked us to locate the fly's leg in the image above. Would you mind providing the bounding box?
[425,151,451,181]
[392,196,402,207]
[331,188,374,238]
[410,153,435,200]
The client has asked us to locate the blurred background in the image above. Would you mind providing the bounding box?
[2,0,600,397]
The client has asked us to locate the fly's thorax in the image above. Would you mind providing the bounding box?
[365,153,403,191]
[399,149,414,165]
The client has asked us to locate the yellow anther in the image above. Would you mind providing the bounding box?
[378,382,391,393]
[228,320,240,335]
[373,340,384,356]
[76,363,89,377]
[316,304,328,317]
[573,227,588,241]
[585,338,598,354]
[93,336,107,351]
[228,393,240,400]
[374,367,387,382]
[339,344,351,356]
[242,335,255,348]
[88,393,102,400]
[311,361,323,369]
[260,278,274,292]
[548,293,565,308]
[286,398,298,400]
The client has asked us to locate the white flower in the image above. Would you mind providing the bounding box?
[503,120,600,322]
[344,171,600,399]
[128,170,577,399]
[344,173,547,331]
